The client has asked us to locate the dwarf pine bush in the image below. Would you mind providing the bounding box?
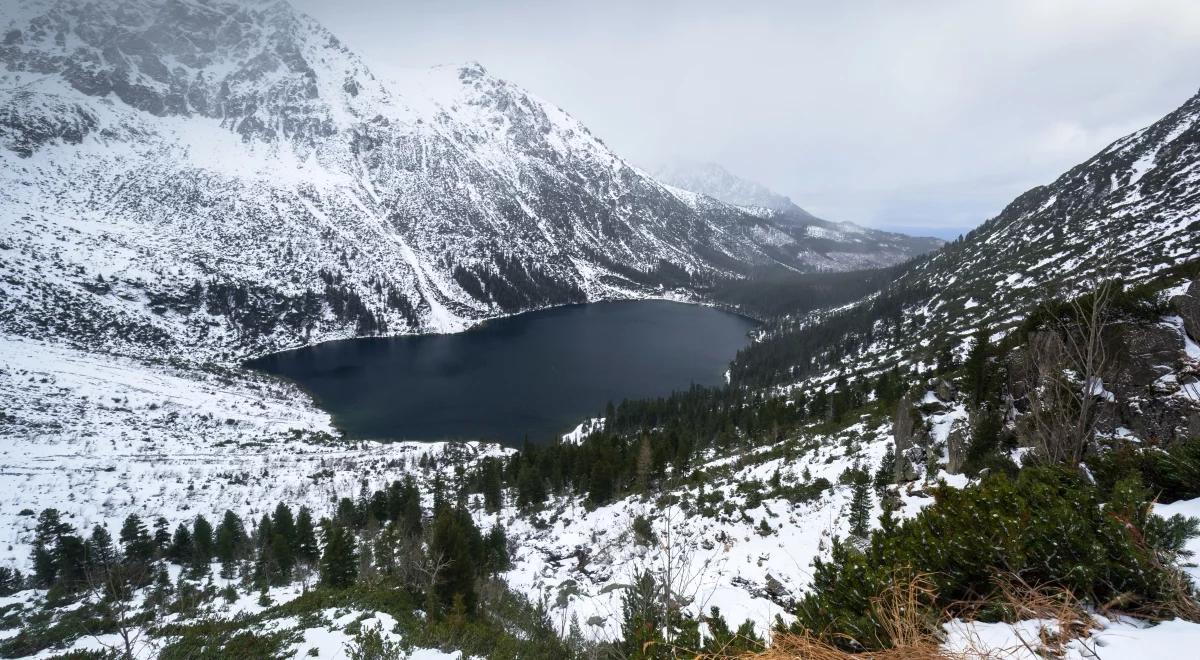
[792,467,1199,650]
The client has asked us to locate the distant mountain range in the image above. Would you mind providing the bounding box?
[0,0,940,364]
[652,160,820,218]
[653,160,943,269]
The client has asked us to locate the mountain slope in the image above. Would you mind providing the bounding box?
[732,85,1200,387]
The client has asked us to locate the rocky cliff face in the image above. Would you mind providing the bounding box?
[1174,279,1200,346]
[880,277,1199,487]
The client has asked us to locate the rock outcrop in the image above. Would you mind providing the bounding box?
[1172,278,1200,344]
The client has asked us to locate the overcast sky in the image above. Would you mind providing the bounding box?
[292,0,1200,239]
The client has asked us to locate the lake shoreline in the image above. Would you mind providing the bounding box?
[246,300,759,447]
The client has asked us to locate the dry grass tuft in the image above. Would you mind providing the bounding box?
[949,574,1095,658]
[745,573,952,660]
[737,572,1149,660]
[751,634,951,660]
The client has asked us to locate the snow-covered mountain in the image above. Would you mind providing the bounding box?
[892,83,1200,339]
[654,160,943,271]
[0,0,937,368]
[653,160,811,216]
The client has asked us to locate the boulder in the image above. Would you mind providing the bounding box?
[1116,394,1199,445]
[934,378,955,402]
[946,418,970,474]
[893,394,919,482]
[1104,322,1183,397]
[1171,278,1200,344]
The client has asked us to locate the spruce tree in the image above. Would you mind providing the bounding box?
[963,327,992,407]
[56,535,88,591]
[167,524,194,565]
[481,460,503,514]
[874,445,897,491]
[192,516,215,561]
[429,508,478,612]
[152,517,171,556]
[272,505,297,549]
[270,504,297,583]
[319,522,358,589]
[216,511,246,564]
[401,477,423,538]
[587,459,614,506]
[965,405,1004,473]
[516,464,546,508]
[191,515,215,575]
[119,514,154,565]
[214,510,247,570]
[32,509,71,587]
[385,480,405,522]
[483,525,510,574]
[253,514,275,588]
[85,524,117,572]
[431,473,446,512]
[335,497,359,528]
[935,342,956,373]
[294,507,320,565]
[848,473,872,538]
[0,568,23,597]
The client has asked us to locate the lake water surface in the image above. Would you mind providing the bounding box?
[247,300,756,446]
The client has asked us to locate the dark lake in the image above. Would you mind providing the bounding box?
[247,300,756,446]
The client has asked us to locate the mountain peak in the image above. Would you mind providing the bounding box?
[652,160,808,217]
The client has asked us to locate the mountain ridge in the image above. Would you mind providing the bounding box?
[653,159,944,271]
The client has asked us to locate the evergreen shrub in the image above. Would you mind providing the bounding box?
[791,467,1199,650]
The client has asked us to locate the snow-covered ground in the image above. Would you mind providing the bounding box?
[491,410,951,642]
[0,576,460,660]
[0,333,511,573]
[944,614,1200,659]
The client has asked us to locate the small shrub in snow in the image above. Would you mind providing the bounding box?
[1089,437,1200,503]
[631,515,656,547]
[343,624,403,660]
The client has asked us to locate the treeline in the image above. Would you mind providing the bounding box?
[729,274,934,387]
[10,467,780,658]
[13,462,789,659]
[481,322,978,518]
[466,379,922,511]
[452,254,586,313]
[20,477,505,615]
[141,268,423,340]
[706,264,903,320]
